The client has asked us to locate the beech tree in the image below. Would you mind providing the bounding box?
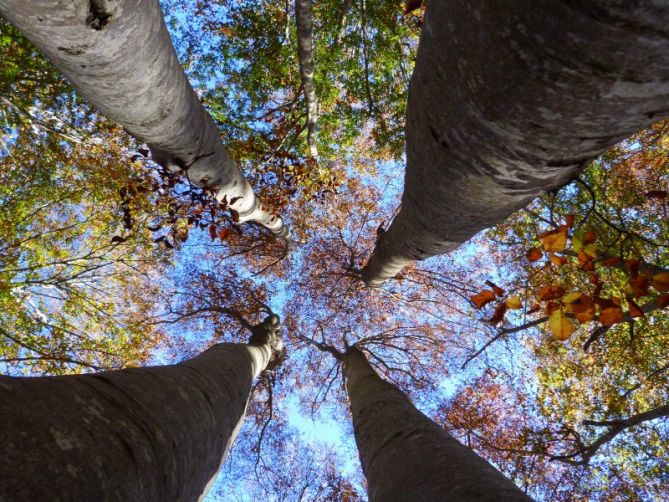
[0,0,288,237]
[3,1,669,500]
[0,314,285,500]
[362,0,669,285]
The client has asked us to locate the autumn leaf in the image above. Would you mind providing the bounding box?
[600,256,623,267]
[208,224,218,241]
[537,285,565,301]
[629,274,649,297]
[657,294,669,308]
[549,253,568,267]
[547,310,576,341]
[539,226,568,252]
[583,230,597,245]
[527,303,541,315]
[651,272,669,292]
[505,296,522,309]
[545,301,561,316]
[626,296,644,318]
[218,227,231,241]
[565,214,575,228]
[470,290,496,309]
[600,306,624,326]
[526,247,543,262]
[485,280,506,297]
[564,293,593,314]
[487,302,508,325]
[625,259,640,278]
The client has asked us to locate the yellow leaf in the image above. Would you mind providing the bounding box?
[547,310,576,341]
[505,296,522,309]
[541,227,568,252]
[583,243,597,258]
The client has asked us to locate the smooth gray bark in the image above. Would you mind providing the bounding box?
[0,327,283,501]
[343,348,531,501]
[295,0,319,159]
[362,0,669,285]
[0,0,288,237]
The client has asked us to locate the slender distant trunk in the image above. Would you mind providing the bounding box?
[0,329,284,500]
[0,0,288,237]
[295,0,319,159]
[343,348,531,501]
[362,0,669,285]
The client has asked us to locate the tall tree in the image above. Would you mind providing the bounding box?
[295,0,319,159]
[0,314,285,500]
[362,0,669,285]
[0,0,288,237]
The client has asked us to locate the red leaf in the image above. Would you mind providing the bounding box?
[485,280,506,298]
[487,302,508,325]
[527,247,543,262]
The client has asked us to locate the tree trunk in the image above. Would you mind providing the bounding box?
[0,0,288,237]
[343,347,531,501]
[362,0,669,285]
[0,329,284,501]
[295,0,319,159]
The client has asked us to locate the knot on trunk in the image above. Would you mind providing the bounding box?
[248,314,286,370]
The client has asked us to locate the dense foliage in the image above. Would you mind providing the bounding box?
[1,2,667,501]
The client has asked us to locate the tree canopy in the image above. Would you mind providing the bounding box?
[1,2,668,500]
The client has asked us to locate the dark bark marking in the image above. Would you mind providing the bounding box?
[87,0,112,31]
[429,123,451,151]
[57,45,89,56]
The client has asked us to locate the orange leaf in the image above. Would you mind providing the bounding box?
[589,273,600,285]
[485,280,506,297]
[487,302,508,325]
[626,296,644,318]
[218,228,231,240]
[527,303,541,315]
[575,308,595,323]
[583,230,597,245]
[564,293,593,314]
[540,226,568,252]
[600,306,624,326]
[657,294,669,309]
[537,285,565,301]
[545,301,561,315]
[600,256,623,267]
[470,290,496,309]
[527,247,543,262]
[651,272,669,292]
[549,253,568,267]
[565,214,575,228]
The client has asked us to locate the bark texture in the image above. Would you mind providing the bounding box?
[343,348,531,501]
[0,339,277,501]
[362,0,669,285]
[0,0,288,237]
[295,0,319,159]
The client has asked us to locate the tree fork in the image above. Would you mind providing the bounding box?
[362,0,669,285]
[0,0,289,238]
[343,347,531,501]
[0,317,285,501]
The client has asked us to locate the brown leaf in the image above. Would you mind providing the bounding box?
[651,272,669,293]
[527,247,543,262]
[564,293,593,314]
[600,306,624,326]
[537,285,565,301]
[208,224,218,241]
[485,280,506,297]
[565,214,575,228]
[629,274,649,298]
[600,256,623,267]
[470,290,496,309]
[625,259,640,278]
[657,294,669,309]
[487,302,508,325]
[626,296,644,318]
[583,230,597,245]
[545,301,561,315]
